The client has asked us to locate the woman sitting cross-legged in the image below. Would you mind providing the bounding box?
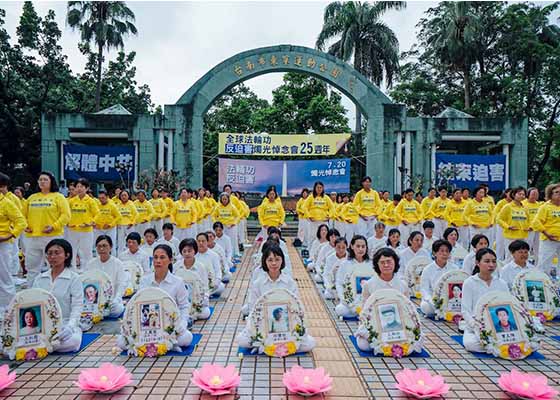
[335,235,371,318]
[355,247,409,351]
[33,239,83,352]
[237,244,315,353]
[462,248,509,352]
[420,239,459,318]
[117,244,193,350]
[85,235,128,317]
[174,238,211,320]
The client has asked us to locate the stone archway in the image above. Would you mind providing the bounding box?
[167,44,394,188]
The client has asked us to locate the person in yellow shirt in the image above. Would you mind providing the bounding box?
[196,188,210,233]
[193,191,206,236]
[237,192,251,246]
[200,189,214,232]
[212,192,240,256]
[480,184,495,206]
[533,183,560,276]
[444,189,469,249]
[66,178,99,268]
[381,194,403,231]
[421,187,437,224]
[23,171,70,284]
[395,188,423,240]
[93,190,121,254]
[341,194,359,240]
[257,187,285,240]
[0,185,24,277]
[111,187,122,204]
[497,187,530,262]
[353,176,381,238]
[296,188,310,246]
[149,188,167,237]
[0,172,27,308]
[461,188,471,204]
[134,190,154,236]
[523,187,542,261]
[161,189,175,225]
[303,181,335,247]
[428,186,450,239]
[11,186,27,275]
[171,188,199,241]
[115,189,138,253]
[333,194,346,235]
[494,188,512,260]
[377,190,391,225]
[464,186,494,247]
[222,185,245,255]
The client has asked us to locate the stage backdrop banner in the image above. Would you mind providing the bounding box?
[218,158,350,195]
[218,133,351,157]
[435,153,506,191]
[63,143,135,181]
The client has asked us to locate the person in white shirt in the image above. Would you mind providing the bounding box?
[196,232,224,297]
[306,224,329,272]
[33,239,82,353]
[207,230,232,283]
[266,228,292,274]
[500,240,532,289]
[367,222,387,258]
[314,228,339,283]
[443,227,468,267]
[422,221,438,252]
[174,238,211,320]
[386,228,405,252]
[323,238,348,300]
[213,222,233,265]
[119,232,151,274]
[462,248,509,352]
[462,234,489,275]
[140,228,158,270]
[117,244,193,351]
[237,244,315,353]
[86,235,128,317]
[335,235,372,318]
[420,240,459,317]
[355,247,409,350]
[398,231,431,278]
[156,223,180,261]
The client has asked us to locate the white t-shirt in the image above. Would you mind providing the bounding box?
[86,255,129,298]
[119,248,151,274]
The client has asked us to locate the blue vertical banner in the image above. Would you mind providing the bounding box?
[435,154,506,191]
[63,144,135,182]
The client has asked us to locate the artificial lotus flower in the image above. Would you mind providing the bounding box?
[395,368,450,399]
[282,365,332,396]
[191,364,240,396]
[76,363,133,393]
[498,369,558,400]
[0,365,16,392]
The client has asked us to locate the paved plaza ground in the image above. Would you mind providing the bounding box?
[1,240,560,399]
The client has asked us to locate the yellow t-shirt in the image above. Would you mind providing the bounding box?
[463,199,494,228]
[134,200,154,224]
[353,189,381,217]
[67,195,99,232]
[149,197,167,220]
[497,202,530,239]
[24,192,70,237]
[0,193,26,242]
[428,197,450,219]
[212,203,240,226]
[532,201,560,241]
[258,198,285,227]
[116,200,138,226]
[395,199,422,224]
[94,201,121,230]
[171,199,198,228]
[342,202,359,224]
[444,199,468,227]
[303,194,335,221]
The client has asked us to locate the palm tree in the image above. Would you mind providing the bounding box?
[427,2,478,109]
[67,1,137,111]
[316,1,406,134]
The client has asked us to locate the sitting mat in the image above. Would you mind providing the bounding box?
[349,335,431,358]
[450,335,545,360]
[54,332,101,356]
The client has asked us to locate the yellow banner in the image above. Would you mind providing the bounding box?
[218,133,351,157]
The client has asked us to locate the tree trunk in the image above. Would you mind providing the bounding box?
[95,41,103,111]
[463,65,471,109]
[353,51,364,178]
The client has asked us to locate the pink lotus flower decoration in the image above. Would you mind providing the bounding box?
[283,365,332,396]
[395,368,450,399]
[75,363,133,393]
[498,369,559,400]
[0,365,16,392]
[191,364,240,396]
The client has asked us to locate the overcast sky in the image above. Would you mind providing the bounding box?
[3,1,554,124]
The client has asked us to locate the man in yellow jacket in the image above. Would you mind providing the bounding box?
[257,189,285,239]
[171,188,199,241]
[395,188,423,240]
[532,183,560,276]
[464,186,494,246]
[444,188,469,249]
[353,176,381,238]
[93,190,121,255]
[421,187,437,224]
[66,178,99,268]
[134,190,155,236]
[497,187,530,262]
[0,172,27,308]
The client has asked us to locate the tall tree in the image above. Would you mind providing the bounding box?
[316,1,406,134]
[67,1,137,111]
